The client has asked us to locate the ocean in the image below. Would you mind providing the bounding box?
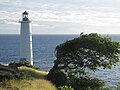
[0,34,120,87]
[0,35,79,70]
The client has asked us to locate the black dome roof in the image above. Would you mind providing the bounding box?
[22,11,28,15]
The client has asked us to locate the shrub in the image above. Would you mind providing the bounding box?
[9,60,39,70]
[9,60,31,67]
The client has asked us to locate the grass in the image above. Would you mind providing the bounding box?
[0,79,57,90]
[0,66,57,90]
[18,66,48,79]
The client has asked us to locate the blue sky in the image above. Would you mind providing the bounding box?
[0,0,120,34]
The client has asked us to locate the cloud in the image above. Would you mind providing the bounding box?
[1,9,120,27]
[28,10,120,26]
[0,11,20,25]
[1,0,120,28]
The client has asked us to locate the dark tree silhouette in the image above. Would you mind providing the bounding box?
[47,33,120,90]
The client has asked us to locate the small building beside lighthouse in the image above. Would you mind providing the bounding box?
[19,11,33,65]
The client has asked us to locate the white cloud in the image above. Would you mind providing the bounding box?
[1,9,120,27]
[28,10,120,26]
[1,0,120,34]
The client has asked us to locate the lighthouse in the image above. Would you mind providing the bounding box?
[19,11,33,65]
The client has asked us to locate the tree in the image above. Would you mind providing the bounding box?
[47,33,120,90]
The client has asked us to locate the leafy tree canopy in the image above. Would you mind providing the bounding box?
[54,33,120,71]
[47,33,120,89]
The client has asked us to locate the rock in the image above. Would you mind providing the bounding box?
[0,64,17,80]
[0,64,15,72]
[0,71,14,77]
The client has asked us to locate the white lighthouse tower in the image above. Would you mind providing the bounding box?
[19,11,33,65]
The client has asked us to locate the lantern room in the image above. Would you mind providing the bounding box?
[22,11,29,21]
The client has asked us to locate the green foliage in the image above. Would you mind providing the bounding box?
[101,88,112,90]
[15,71,30,80]
[8,60,40,80]
[47,66,68,87]
[9,60,32,67]
[70,77,104,90]
[55,33,120,71]
[114,82,120,90]
[58,85,74,90]
[9,60,39,70]
[47,33,120,89]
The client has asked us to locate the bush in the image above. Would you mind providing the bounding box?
[8,60,40,80]
[9,60,31,67]
[9,60,39,70]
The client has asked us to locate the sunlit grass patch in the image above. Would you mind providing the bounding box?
[18,66,48,79]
